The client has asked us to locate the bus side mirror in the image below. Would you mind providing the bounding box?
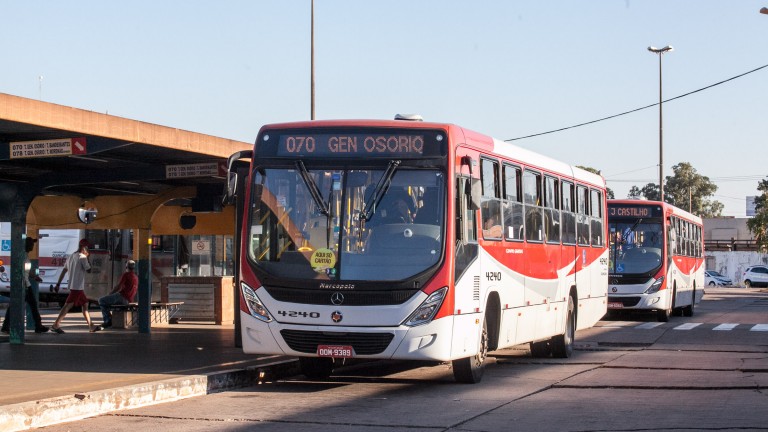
[224,171,239,205]
[224,150,253,205]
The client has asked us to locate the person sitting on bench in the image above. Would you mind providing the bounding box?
[96,260,138,330]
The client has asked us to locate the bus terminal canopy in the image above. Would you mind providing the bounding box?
[0,92,251,224]
[0,92,252,343]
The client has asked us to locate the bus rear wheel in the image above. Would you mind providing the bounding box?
[452,317,488,384]
[683,287,695,317]
[299,357,334,380]
[551,295,575,358]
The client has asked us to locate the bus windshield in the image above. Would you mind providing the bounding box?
[247,166,445,281]
[608,220,664,275]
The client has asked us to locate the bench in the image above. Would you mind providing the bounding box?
[109,302,184,328]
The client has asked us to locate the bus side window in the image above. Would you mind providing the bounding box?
[667,219,677,257]
[576,185,590,246]
[523,169,543,242]
[480,158,502,240]
[589,189,603,246]
[502,164,523,241]
[544,176,560,244]
[561,181,576,244]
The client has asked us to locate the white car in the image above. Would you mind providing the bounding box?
[704,270,731,287]
[742,265,768,288]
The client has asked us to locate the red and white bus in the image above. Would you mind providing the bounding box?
[226,117,608,383]
[607,200,705,321]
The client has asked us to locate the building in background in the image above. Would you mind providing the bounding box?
[704,217,767,286]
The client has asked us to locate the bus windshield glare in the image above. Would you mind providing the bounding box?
[608,220,664,275]
[247,167,445,281]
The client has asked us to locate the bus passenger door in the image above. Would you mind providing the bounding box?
[454,175,480,316]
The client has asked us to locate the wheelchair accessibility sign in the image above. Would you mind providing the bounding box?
[1,240,10,252]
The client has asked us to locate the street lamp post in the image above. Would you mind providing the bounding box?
[311,0,315,120]
[648,45,673,202]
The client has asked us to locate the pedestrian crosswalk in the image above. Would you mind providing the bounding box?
[598,321,768,331]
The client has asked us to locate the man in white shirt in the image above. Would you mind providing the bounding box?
[51,239,96,333]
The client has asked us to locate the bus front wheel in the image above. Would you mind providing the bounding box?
[657,288,675,322]
[452,317,488,384]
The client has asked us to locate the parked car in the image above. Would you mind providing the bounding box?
[704,270,732,286]
[741,265,768,288]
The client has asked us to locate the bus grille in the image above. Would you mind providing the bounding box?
[608,296,641,307]
[609,276,652,285]
[265,287,419,306]
[280,330,395,355]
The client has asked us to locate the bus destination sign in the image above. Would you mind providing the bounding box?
[274,133,430,158]
[608,204,663,218]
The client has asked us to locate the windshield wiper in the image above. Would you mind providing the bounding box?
[362,160,401,221]
[295,160,330,216]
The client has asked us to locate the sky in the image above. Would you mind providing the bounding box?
[1,1,766,217]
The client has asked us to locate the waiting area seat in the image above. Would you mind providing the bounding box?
[108,302,184,328]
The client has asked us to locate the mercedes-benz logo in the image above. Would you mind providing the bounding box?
[331,310,343,323]
[331,292,344,305]
[611,287,618,293]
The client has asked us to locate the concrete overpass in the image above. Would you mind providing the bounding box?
[0,92,252,344]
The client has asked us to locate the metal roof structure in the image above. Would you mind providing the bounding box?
[0,92,251,200]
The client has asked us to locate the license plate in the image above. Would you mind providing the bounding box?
[317,345,354,358]
[608,302,624,309]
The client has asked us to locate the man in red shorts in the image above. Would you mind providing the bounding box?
[51,239,97,333]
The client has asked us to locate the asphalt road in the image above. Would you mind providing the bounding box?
[36,287,768,432]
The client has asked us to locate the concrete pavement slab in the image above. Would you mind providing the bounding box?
[603,348,768,370]
[556,367,768,389]
[0,317,299,432]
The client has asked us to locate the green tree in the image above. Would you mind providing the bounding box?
[665,162,722,217]
[576,166,614,199]
[626,162,722,217]
[628,186,643,199]
[747,179,768,250]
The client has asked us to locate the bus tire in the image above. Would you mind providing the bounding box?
[657,287,675,322]
[551,294,575,358]
[529,340,552,358]
[452,316,488,384]
[299,357,334,380]
[683,286,695,317]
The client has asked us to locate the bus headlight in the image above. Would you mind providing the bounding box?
[403,287,447,327]
[645,276,665,294]
[241,283,273,322]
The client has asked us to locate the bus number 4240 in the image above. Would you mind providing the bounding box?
[485,272,502,281]
[277,310,320,318]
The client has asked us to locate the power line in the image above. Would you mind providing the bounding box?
[607,174,766,183]
[505,63,768,142]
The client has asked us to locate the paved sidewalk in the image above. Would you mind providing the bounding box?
[0,308,298,431]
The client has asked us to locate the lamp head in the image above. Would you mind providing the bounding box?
[648,45,674,54]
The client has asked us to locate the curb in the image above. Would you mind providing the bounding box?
[0,358,300,432]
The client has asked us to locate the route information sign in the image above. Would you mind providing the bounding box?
[9,137,87,159]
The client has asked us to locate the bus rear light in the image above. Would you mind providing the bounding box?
[241,283,273,323]
[403,287,447,327]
